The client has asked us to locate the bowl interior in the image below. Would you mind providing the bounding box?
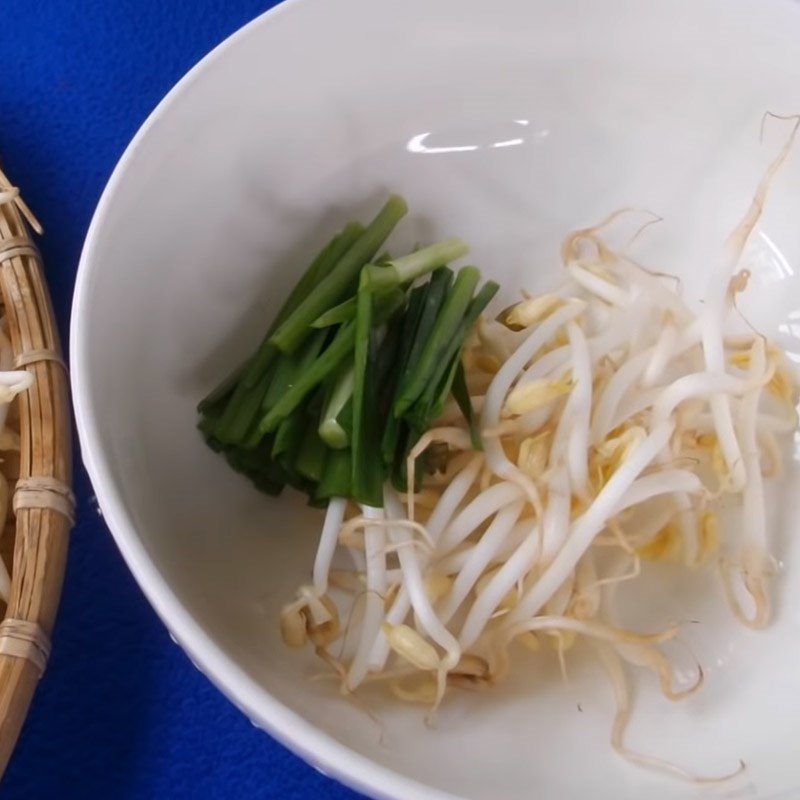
[73,0,800,797]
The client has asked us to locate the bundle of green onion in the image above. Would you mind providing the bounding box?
[197,196,498,507]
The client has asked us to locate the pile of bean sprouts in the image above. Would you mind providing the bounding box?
[0,319,33,603]
[280,119,800,780]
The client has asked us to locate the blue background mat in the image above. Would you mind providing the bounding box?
[1,2,365,797]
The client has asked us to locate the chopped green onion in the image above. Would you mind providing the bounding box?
[391,267,452,418]
[269,196,408,354]
[272,409,307,462]
[295,429,328,483]
[200,197,493,508]
[319,366,355,448]
[213,367,273,445]
[197,359,247,414]
[259,287,404,435]
[259,322,357,434]
[312,287,405,329]
[452,359,481,450]
[381,284,426,464]
[407,279,499,429]
[311,297,357,328]
[316,447,352,501]
[198,225,362,410]
[361,238,468,293]
[351,273,384,507]
[243,222,365,386]
[394,266,480,415]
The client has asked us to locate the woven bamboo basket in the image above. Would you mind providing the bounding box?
[0,165,73,775]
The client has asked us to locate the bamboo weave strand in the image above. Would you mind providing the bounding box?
[0,165,73,775]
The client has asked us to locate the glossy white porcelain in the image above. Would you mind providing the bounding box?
[72,0,800,797]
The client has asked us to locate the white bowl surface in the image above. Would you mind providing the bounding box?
[72,1,800,798]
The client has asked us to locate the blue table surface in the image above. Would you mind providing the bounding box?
[1,2,366,798]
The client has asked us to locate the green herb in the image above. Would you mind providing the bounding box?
[197,196,496,508]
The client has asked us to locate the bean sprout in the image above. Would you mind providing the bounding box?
[281,121,799,781]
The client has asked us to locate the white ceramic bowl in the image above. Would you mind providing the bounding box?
[72,1,800,798]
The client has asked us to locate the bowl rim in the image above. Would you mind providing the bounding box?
[69,2,457,798]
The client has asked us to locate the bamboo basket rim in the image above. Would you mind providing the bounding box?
[0,164,73,777]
